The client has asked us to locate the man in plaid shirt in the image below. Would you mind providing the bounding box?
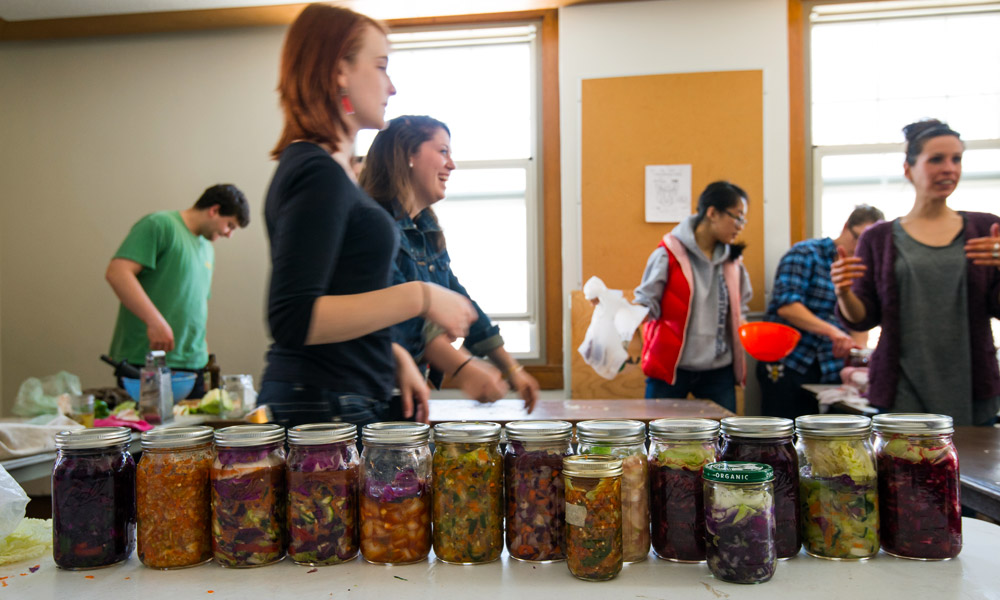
[758,205,884,418]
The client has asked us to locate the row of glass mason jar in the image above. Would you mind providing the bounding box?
[50,413,961,581]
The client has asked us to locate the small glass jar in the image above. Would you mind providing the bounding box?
[719,416,800,558]
[52,427,136,570]
[873,413,961,560]
[847,348,871,368]
[576,419,649,563]
[503,420,573,562]
[703,462,776,584]
[211,424,286,568]
[432,421,503,565]
[286,423,360,566]
[563,455,624,581]
[647,418,719,562]
[360,422,432,565]
[137,426,215,569]
[794,415,878,560]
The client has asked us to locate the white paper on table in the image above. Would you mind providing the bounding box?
[644,164,691,223]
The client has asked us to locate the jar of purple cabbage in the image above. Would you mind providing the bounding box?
[703,462,776,584]
[647,418,719,563]
[286,423,360,566]
[719,417,800,558]
[211,424,287,568]
[52,427,136,570]
[872,413,961,560]
[576,419,649,563]
[504,420,573,562]
[360,422,432,565]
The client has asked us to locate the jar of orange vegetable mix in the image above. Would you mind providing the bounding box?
[563,455,624,581]
[432,422,503,564]
[576,419,649,563]
[360,422,432,564]
[503,420,574,562]
[137,426,215,569]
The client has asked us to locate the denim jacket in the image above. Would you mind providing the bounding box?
[390,203,502,383]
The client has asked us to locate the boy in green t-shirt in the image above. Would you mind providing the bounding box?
[106,184,250,398]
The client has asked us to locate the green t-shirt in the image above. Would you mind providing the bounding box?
[109,211,214,369]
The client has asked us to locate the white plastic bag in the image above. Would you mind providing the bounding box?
[577,276,649,379]
[0,465,30,539]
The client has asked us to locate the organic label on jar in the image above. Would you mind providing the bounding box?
[565,502,587,528]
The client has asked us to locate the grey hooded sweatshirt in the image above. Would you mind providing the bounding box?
[633,214,752,373]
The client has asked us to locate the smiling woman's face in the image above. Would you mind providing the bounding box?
[905,135,963,201]
[409,127,455,209]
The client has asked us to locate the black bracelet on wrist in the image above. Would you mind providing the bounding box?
[452,356,474,378]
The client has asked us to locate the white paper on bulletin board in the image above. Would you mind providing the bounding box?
[645,164,691,223]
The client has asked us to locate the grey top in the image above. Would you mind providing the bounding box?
[891,220,976,425]
[634,215,752,372]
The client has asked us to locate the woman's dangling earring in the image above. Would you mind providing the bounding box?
[341,91,354,115]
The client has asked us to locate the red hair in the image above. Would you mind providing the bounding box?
[271,4,386,159]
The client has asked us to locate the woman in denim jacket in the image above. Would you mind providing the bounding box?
[360,116,539,413]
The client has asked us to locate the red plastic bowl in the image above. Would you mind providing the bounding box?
[738,322,801,362]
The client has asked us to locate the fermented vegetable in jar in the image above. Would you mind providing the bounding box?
[137,426,215,569]
[360,422,432,565]
[873,413,961,560]
[52,427,136,570]
[719,416,800,558]
[286,423,359,566]
[647,418,719,562]
[576,419,649,563]
[432,422,503,565]
[703,462,776,584]
[211,424,287,568]
[503,420,573,562]
[563,455,624,581]
[794,415,878,560]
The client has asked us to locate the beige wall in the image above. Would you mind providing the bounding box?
[0,0,791,413]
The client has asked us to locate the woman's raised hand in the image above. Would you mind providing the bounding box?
[964,222,1000,270]
[422,282,478,340]
[830,245,866,296]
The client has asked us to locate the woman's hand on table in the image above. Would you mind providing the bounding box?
[453,359,509,404]
[392,344,430,423]
[508,366,539,414]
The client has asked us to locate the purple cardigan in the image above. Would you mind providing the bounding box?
[837,211,1000,410]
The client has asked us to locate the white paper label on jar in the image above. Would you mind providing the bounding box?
[565,502,587,528]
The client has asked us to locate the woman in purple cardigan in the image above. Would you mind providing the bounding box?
[831,119,1000,426]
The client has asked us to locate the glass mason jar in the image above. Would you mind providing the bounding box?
[503,420,573,562]
[211,424,287,568]
[647,418,720,562]
[703,462,776,584]
[137,426,215,569]
[794,415,878,560]
[286,423,360,566]
[360,422,432,565]
[432,421,504,565]
[872,413,961,560]
[719,416,800,558]
[576,419,649,563]
[563,455,624,581]
[52,427,136,570]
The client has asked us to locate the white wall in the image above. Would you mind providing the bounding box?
[558,0,790,398]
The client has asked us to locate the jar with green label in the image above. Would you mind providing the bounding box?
[703,461,776,584]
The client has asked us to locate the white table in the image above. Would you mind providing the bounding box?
[4,518,998,599]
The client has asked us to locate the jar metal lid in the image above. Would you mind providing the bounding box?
[288,422,357,445]
[563,454,623,478]
[795,414,871,437]
[433,421,501,443]
[872,413,953,435]
[361,421,430,445]
[649,418,720,440]
[214,423,285,447]
[56,427,132,449]
[721,416,794,438]
[141,425,214,449]
[504,420,573,442]
[703,461,774,483]
[576,419,645,444]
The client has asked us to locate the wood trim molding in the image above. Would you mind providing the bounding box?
[788,0,807,245]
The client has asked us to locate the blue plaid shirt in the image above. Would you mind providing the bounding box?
[764,237,846,382]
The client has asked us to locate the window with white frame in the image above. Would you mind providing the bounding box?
[356,24,542,357]
[809,2,1000,347]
